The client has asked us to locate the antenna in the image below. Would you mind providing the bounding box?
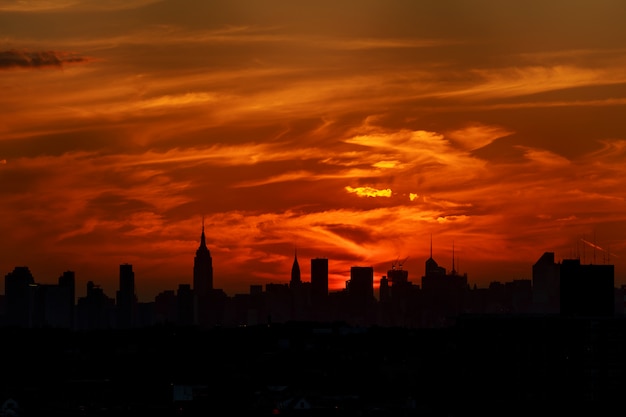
[593,231,596,264]
[582,234,586,263]
[392,256,399,270]
[451,241,456,275]
[430,233,433,259]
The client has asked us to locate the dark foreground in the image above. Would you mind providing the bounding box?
[1,315,625,416]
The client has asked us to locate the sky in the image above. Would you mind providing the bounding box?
[2,0,626,302]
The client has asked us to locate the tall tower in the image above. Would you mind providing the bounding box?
[290,249,301,288]
[116,263,136,329]
[4,266,35,327]
[348,266,374,304]
[560,258,614,317]
[193,219,213,297]
[58,271,76,329]
[311,257,329,306]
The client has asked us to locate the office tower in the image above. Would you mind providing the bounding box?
[560,258,614,317]
[40,271,75,329]
[311,258,329,306]
[116,263,136,328]
[154,290,177,324]
[193,221,213,297]
[348,266,374,304]
[422,239,446,288]
[388,265,409,297]
[388,266,408,287]
[177,284,195,326]
[379,275,390,303]
[76,281,115,330]
[532,252,560,314]
[4,266,35,327]
[59,270,75,308]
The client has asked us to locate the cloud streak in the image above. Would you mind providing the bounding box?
[0,0,161,12]
[0,49,89,69]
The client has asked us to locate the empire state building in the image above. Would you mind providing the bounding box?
[193,221,213,297]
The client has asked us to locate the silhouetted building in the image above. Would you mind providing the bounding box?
[4,266,35,327]
[59,270,76,324]
[135,301,155,328]
[288,250,308,320]
[348,266,374,304]
[560,259,614,317]
[290,250,301,288]
[36,271,75,328]
[421,243,468,327]
[116,263,136,328]
[507,279,533,314]
[266,283,291,324]
[310,258,329,321]
[76,281,115,330]
[384,263,420,327]
[345,266,375,325]
[193,222,216,326]
[379,275,390,303]
[193,222,213,297]
[532,252,560,314]
[177,284,195,326]
[423,242,446,281]
[154,290,177,324]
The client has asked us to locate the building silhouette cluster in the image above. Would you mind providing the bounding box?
[1,226,626,416]
[1,227,622,330]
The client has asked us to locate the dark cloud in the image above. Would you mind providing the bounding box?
[0,49,87,69]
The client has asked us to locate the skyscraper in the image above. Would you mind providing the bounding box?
[116,263,136,328]
[348,266,374,304]
[311,257,328,306]
[4,266,35,327]
[560,258,614,317]
[193,220,213,297]
[290,249,301,288]
[532,252,560,314]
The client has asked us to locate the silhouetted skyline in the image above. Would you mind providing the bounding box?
[2,223,621,331]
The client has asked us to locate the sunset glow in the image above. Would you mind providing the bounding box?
[2,1,626,301]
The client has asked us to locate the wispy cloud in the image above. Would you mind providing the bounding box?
[0,0,161,12]
[0,49,89,69]
[438,65,626,100]
[446,124,514,151]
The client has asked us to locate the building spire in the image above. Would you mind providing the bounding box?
[451,241,456,275]
[291,246,301,286]
[200,215,207,247]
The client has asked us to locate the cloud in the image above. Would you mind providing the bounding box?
[0,49,88,70]
[0,0,161,12]
[517,146,571,168]
[438,65,626,100]
[446,124,514,151]
[345,186,392,198]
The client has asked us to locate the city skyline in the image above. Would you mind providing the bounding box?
[2,227,619,303]
[2,1,626,300]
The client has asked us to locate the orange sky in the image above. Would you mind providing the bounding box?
[2,0,626,302]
